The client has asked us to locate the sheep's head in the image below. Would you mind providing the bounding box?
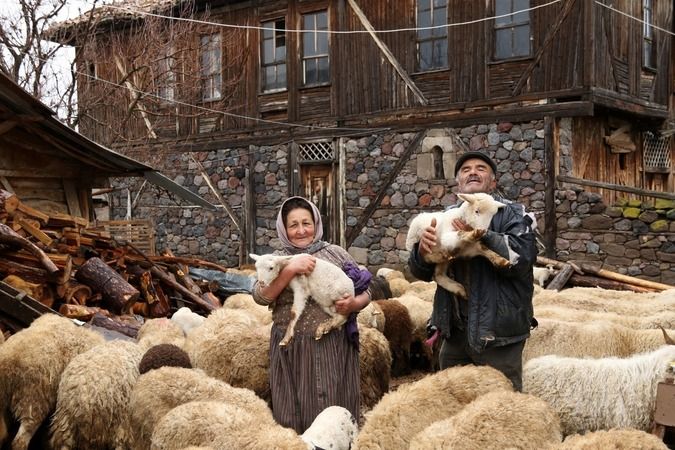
[457,192,505,230]
[250,253,293,287]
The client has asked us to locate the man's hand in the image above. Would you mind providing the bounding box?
[419,218,438,257]
[287,255,316,275]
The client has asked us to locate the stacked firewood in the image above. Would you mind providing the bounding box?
[0,189,230,337]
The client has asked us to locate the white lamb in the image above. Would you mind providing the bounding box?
[171,307,206,334]
[533,265,555,287]
[405,192,511,299]
[523,344,675,435]
[250,253,354,346]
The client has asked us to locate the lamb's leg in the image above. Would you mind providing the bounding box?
[457,230,511,268]
[279,278,309,347]
[433,262,467,299]
[315,313,349,340]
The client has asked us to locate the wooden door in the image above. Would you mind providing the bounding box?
[300,164,335,242]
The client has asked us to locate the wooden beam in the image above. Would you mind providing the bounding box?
[346,130,427,247]
[557,175,675,200]
[0,120,18,136]
[512,0,578,96]
[63,179,83,218]
[347,0,428,106]
[543,116,557,258]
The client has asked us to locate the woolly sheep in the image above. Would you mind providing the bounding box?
[368,275,393,300]
[374,299,414,376]
[523,345,675,435]
[555,429,669,449]
[524,318,674,362]
[184,307,271,401]
[388,277,411,297]
[138,343,192,374]
[50,340,145,449]
[376,268,405,281]
[534,304,675,330]
[405,192,510,299]
[359,326,393,410]
[409,390,562,450]
[533,287,675,316]
[150,401,357,450]
[171,307,206,334]
[137,317,186,350]
[357,301,385,332]
[222,292,272,325]
[0,314,104,450]
[129,366,274,450]
[250,252,354,346]
[533,265,555,287]
[395,294,436,371]
[353,365,514,450]
[406,280,437,302]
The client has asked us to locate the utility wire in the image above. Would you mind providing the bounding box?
[595,1,675,37]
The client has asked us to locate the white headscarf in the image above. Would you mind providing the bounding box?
[275,196,327,254]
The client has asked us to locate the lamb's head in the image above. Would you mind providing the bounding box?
[250,253,293,287]
[457,192,505,230]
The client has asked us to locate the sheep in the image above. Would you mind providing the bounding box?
[250,252,354,346]
[408,390,562,450]
[50,340,146,450]
[373,299,414,376]
[150,401,357,450]
[405,192,510,299]
[353,364,514,450]
[388,277,411,297]
[368,275,393,300]
[406,280,437,302]
[138,343,192,374]
[534,304,675,330]
[395,293,436,371]
[0,314,104,450]
[183,307,271,401]
[523,318,674,362]
[376,268,405,280]
[170,307,206,334]
[555,429,669,449]
[533,287,675,316]
[222,292,272,325]
[533,265,555,286]
[137,317,186,350]
[523,344,675,435]
[359,326,393,410]
[129,366,275,450]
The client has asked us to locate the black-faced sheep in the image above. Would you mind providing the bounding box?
[408,390,562,450]
[0,314,104,450]
[150,401,357,450]
[373,299,414,376]
[405,192,510,299]
[555,429,669,449]
[523,345,675,435]
[353,365,514,450]
[250,252,354,346]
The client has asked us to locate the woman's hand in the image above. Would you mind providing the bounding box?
[287,254,316,276]
[334,293,358,315]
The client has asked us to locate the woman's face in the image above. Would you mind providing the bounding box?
[285,207,316,248]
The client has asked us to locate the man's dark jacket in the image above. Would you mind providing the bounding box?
[408,195,537,352]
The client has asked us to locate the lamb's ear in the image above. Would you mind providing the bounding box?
[457,193,476,203]
[495,200,506,209]
[249,253,260,261]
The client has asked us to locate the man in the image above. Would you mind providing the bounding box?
[408,151,537,390]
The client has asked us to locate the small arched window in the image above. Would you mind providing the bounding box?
[432,145,445,179]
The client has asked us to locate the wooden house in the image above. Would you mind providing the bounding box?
[50,0,675,280]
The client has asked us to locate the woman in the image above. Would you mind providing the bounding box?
[252,196,371,433]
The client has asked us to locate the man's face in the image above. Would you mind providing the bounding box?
[456,158,497,194]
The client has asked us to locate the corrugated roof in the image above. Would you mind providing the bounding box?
[0,71,215,210]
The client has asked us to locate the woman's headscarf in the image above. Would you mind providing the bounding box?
[276,196,328,254]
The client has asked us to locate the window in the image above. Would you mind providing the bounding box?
[302,11,329,86]
[416,0,448,71]
[200,33,222,101]
[643,0,656,69]
[261,19,287,92]
[494,0,531,60]
[432,146,445,179]
[157,49,175,103]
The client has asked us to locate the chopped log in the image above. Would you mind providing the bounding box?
[150,265,216,313]
[568,274,657,293]
[579,263,674,291]
[0,223,59,274]
[164,249,221,310]
[75,257,139,314]
[0,190,19,214]
[88,312,141,339]
[56,281,93,305]
[127,255,231,273]
[15,202,49,225]
[536,255,583,274]
[545,263,575,291]
[0,258,50,284]
[48,212,88,228]
[59,304,107,321]
[16,217,53,246]
[148,280,171,317]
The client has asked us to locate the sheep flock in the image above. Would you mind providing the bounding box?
[0,268,674,449]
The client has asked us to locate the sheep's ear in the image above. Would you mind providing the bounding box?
[249,253,260,261]
[495,201,506,209]
[457,193,476,203]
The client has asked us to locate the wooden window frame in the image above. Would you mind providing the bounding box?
[200,33,222,102]
[642,0,656,70]
[261,18,287,93]
[301,10,330,87]
[157,47,176,103]
[416,0,448,71]
[493,0,532,61]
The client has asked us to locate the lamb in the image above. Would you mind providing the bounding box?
[250,252,354,346]
[353,365,514,450]
[533,265,555,286]
[0,314,104,450]
[50,340,146,450]
[523,344,675,435]
[150,401,357,450]
[555,429,669,449]
[170,306,206,334]
[408,390,562,450]
[405,192,511,299]
[129,366,275,450]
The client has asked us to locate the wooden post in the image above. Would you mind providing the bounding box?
[543,116,557,258]
[580,263,674,291]
[75,257,140,314]
[545,264,575,291]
